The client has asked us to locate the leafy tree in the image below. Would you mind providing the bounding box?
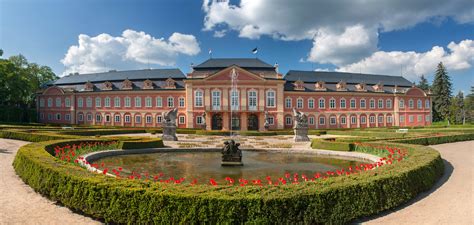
[417,74,430,91]
[431,62,452,123]
[448,91,465,124]
[465,86,474,123]
[0,49,3,57]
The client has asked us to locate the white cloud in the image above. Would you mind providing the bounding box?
[202,0,474,65]
[61,29,200,75]
[337,39,474,81]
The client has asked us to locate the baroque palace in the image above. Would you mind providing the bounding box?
[37,58,432,130]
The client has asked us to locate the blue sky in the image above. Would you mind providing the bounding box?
[1,0,473,93]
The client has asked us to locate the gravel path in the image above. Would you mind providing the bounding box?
[363,141,474,225]
[0,139,101,225]
[1,138,472,224]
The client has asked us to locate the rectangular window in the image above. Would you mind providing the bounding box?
[248,91,257,110]
[418,115,422,122]
[125,115,131,123]
[48,98,53,107]
[370,99,375,109]
[386,99,392,109]
[78,114,83,121]
[167,97,174,107]
[230,90,239,110]
[135,115,141,123]
[378,116,383,123]
[87,114,92,121]
[308,99,314,109]
[350,99,356,108]
[319,99,325,109]
[65,114,70,121]
[266,91,275,107]
[360,99,366,108]
[330,117,336,125]
[387,116,393,123]
[425,100,430,108]
[156,97,162,107]
[340,99,346,109]
[361,116,366,124]
[195,91,203,107]
[135,97,142,107]
[409,100,414,109]
[56,113,61,120]
[341,116,346,124]
[56,98,61,107]
[319,117,325,125]
[417,100,422,109]
[146,115,152,124]
[285,98,292,108]
[179,116,185,124]
[96,114,101,122]
[86,98,92,107]
[65,98,70,107]
[104,97,111,107]
[369,116,375,123]
[48,113,52,120]
[309,117,314,125]
[425,115,430,122]
[125,97,131,107]
[39,98,45,107]
[409,115,414,122]
[196,116,203,124]
[212,91,221,110]
[297,98,303,109]
[378,99,383,108]
[114,115,120,123]
[285,116,292,125]
[145,97,152,107]
[351,116,356,124]
[95,97,101,107]
[114,97,121,107]
[268,116,274,125]
[157,115,162,123]
[179,97,185,108]
[400,115,405,122]
[329,99,336,109]
[105,115,111,123]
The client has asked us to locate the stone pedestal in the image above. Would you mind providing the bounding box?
[162,124,178,141]
[294,127,310,142]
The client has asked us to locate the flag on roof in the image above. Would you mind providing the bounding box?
[252,47,258,54]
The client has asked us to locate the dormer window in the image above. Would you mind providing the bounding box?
[294,79,305,91]
[355,83,366,92]
[315,81,326,91]
[164,78,176,89]
[143,79,154,90]
[84,81,94,92]
[336,80,347,91]
[102,81,113,91]
[372,82,384,92]
[122,79,133,90]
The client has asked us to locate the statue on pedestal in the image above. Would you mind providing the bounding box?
[263,111,270,130]
[202,112,207,129]
[161,108,178,141]
[221,140,243,166]
[293,108,310,142]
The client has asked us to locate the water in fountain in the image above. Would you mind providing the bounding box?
[230,68,238,138]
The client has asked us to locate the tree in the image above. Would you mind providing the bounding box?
[449,91,465,124]
[431,62,452,123]
[417,74,430,91]
[465,86,474,123]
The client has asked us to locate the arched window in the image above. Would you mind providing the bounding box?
[417,99,422,109]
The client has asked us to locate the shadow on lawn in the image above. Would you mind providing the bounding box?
[353,158,454,224]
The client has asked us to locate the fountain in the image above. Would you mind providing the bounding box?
[161,108,178,141]
[221,68,243,166]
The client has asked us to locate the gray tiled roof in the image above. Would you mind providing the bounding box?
[54,69,185,85]
[193,58,275,69]
[285,70,413,86]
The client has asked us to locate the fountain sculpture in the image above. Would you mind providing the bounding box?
[161,108,178,141]
[293,108,310,142]
[221,140,243,166]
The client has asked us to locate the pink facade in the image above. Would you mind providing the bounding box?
[37,58,432,130]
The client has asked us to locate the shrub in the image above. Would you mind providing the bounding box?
[0,130,79,142]
[392,133,474,145]
[118,138,164,149]
[311,139,354,151]
[61,129,147,136]
[12,139,444,224]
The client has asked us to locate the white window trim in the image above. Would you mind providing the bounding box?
[145,97,152,108]
[330,116,337,125]
[247,89,258,110]
[329,98,336,109]
[179,97,185,108]
[156,97,163,108]
[360,98,366,109]
[369,98,375,109]
[296,97,304,109]
[285,97,292,109]
[378,99,384,109]
[350,98,356,109]
[340,98,346,109]
[319,98,326,109]
[308,98,315,109]
[265,89,276,108]
[178,115,185,124]
[114,97,121,107]
[194,89,204,107]
[167,96,174,107]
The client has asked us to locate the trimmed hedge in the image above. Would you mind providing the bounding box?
[392,133,474,145]
[118,138,164,149]
[0,130,80,142]
[61,129,148,136]
[12,138,444,224]
[311,139,354,151]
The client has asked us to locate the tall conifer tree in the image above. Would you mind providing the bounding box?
[417,74,430,90]
[431,62,452,122]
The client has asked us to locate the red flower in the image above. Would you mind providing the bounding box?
[209,178,217,186]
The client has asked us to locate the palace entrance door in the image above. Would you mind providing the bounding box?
[247,114,258,130]
[212,113,223,130]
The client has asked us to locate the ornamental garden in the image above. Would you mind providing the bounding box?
[2,123,473,224]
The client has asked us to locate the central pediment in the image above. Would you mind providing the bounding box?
[203,66,266,81]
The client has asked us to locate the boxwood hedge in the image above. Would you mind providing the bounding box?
[118,138,164,149]
[13,138,444,224]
